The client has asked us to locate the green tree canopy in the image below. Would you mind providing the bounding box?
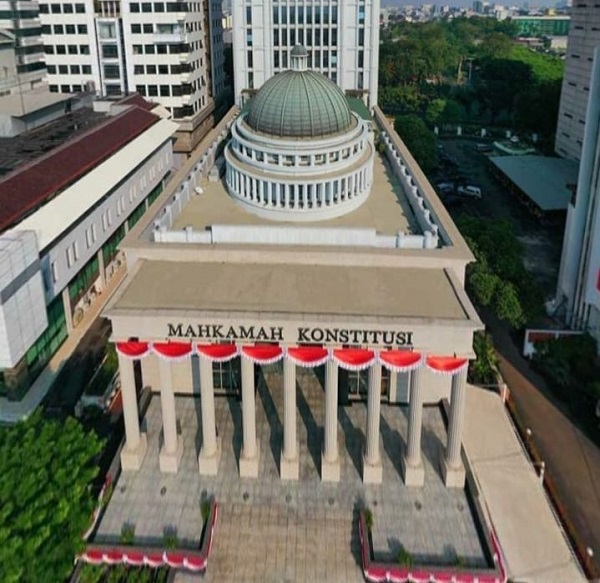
[0,412,104,583]
[394,114,437,173]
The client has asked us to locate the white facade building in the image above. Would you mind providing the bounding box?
[231,0,380,107]
[555,48,600,347]
[555,0,600,160]
[0,97,178,402]
[39,0,225,122]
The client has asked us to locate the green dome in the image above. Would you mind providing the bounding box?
[246,63,352,139]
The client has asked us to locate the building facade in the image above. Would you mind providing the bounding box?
[231,0,380,107]
[555,0,600,160]
[555,48,600,347]
[104,62,482,489]
[39,0,225,149]
[0,0,46,93]
[0,96,178,402]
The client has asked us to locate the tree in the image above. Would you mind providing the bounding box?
[425,98,446,125]
[469,331,499,385]
[494,281,525,328]
[394,114,437,173]
[0,411,104,583]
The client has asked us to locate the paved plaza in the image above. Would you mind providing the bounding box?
[96,366,488,582]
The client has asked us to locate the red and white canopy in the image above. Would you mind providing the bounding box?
[286,346,330,367]
[425,355,468,376]
[197,343,239,362]
[241,344,284,365]
[379,350,423,372]
[332,348,376,371]
[152,341,193,361]
[115,341,151,359]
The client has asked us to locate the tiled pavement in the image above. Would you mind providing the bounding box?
[96,366,487,582]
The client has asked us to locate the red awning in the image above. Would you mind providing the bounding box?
[425,356,468,375]
[241,344,284,364]
[197,343,239,362]
[332,348,376,371]
[115,341,150,359]
[286,346,329,367]
[152,341,193,360]
[379,350,422,372]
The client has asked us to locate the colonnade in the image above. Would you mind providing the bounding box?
[118,349,468,488]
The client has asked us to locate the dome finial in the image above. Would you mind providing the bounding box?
[290,45,308,72]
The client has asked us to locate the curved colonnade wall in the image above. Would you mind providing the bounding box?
[224,112,375,221]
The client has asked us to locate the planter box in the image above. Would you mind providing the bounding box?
[358,510,507,583]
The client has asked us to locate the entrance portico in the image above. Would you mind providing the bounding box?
[114,339,470,488]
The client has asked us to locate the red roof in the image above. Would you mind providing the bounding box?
[119,93,156,111]
[0,106,158,233]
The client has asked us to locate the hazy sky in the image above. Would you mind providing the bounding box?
[381,0,559,7]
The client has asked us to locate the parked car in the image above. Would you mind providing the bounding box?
[474,143,494,153]
[456,185,483,199]
[436,181,455,194]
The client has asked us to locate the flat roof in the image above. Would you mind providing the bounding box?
[0,105,159,233]
[489,155,579,211]
[172,152,420,236]
[113,260,469,320]
[0,87,74,117]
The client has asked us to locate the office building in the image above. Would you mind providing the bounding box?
[231,0,380,107]
[0,95,178,403]
[39,0,225,151]
[555,0,600,160]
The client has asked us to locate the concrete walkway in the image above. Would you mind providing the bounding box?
[462,386,586,583]
[0,265,125,424]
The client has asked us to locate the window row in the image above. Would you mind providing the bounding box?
[129,1,197,13]
[272,5,339,25]
[47,64,92,75]
[133,63,192,75]
[135,84,190,97]
[44,44,90,55]
[131,43,190,55]
[272,26,340,47]
[272,49,338,69]
[38,2,85,13]
[41,24,87,34]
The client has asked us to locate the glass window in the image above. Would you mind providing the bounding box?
[78,24,87,34]
[51,4,61,13]
[68,45,78,55]
[134,64,144,75]
[141,2,152,11]
[66,24,75,34]
[82,65,91,74]
[99,22,117,39]
[63,2,73,11]
[102,44,118,58]
[103,64,120,79]
[154,2,164,11]
[54,24,63,34]
[131,23,141,33]
[58,65,68,74]
[79,45,90,54]
[75,3,85,12]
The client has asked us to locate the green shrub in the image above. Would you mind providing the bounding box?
[120,523,135,545]
[397,545,413,567]
[163,530,178,550]
[200,499,212,522]
[364,508,374,530]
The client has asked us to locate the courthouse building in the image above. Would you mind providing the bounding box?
[104,50,482,488]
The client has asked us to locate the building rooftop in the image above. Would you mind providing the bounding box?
[489,155,579,212]
[173,152,420,236]
[112,260,470,322]
[0,87,75,118]
[0,105,159,233]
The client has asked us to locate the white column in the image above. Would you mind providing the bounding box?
[322,358,340,481]
[97,249,107,290]
[62,287,74,334]
[441,367,468,488]
[402,367,425,486]
[198,356,221,475]
[281,358,299,479]
[119,353,147,471]
[363,362,383,483]
[240,355,260,477]
[158,358,183,473]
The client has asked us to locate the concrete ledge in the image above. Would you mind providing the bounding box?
[198,437,222,476]
[120,433,148,472]
[159,435,184,474]
[401,454,425,487]
[321,450,341,482]
[440,456,466,488]
[362,453,383,484]
[280,446,299,480]
[239,442,260,478]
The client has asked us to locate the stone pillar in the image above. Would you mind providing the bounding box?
[97,249,107,290]
[401,367,425,486]
[280,357,299,480]
[158,358,183,473]
[322,359,340,482]
[198,355,221,475]
[119,353,147,471]
[388,371,398,403]
[363,362,383,483]
[62,287,73,334]
[440,367,467,488]
[240,355,260,477]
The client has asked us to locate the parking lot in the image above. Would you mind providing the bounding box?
[433,138,565,296]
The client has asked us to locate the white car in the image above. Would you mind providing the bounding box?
[456,185,482,199]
